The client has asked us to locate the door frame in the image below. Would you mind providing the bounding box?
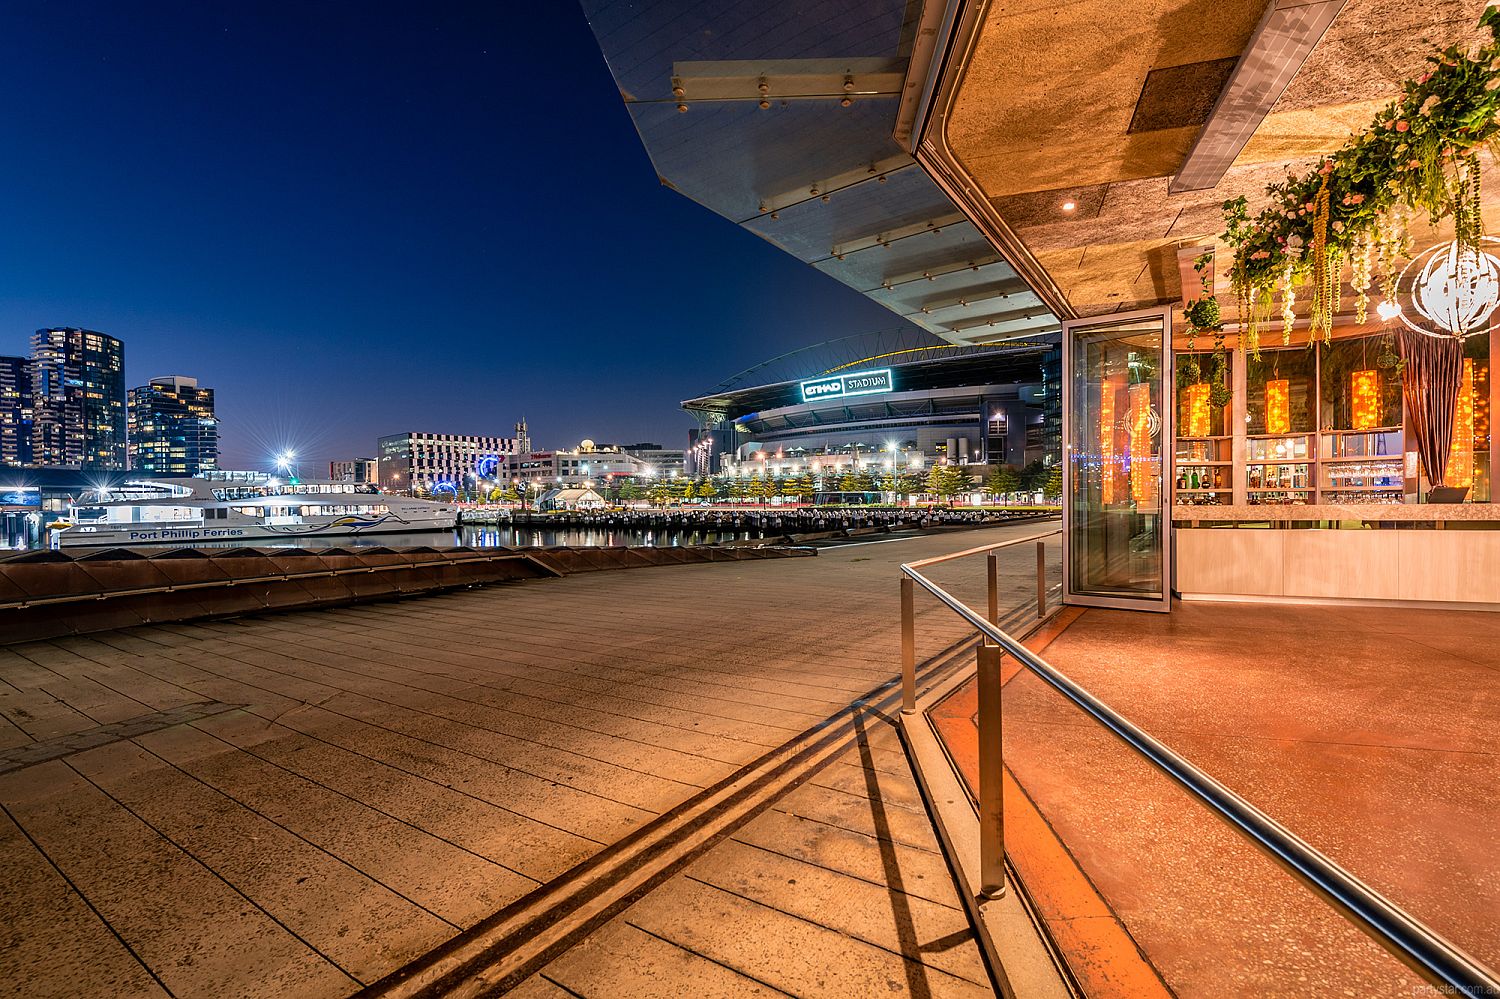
[1061,305,1174,612]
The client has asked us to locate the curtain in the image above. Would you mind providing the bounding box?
[1398,329,1464,488]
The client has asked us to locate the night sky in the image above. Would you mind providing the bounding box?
[0,2,897,469]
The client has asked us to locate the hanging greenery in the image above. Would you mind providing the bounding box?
[1209,329,1231,409]
[1183,250,1222,345]
[1220,9,1500,349]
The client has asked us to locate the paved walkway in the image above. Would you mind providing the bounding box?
[0,523,1054,997]
[930,600,1500,998]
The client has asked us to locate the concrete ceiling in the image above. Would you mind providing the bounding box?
[943,0,1494,317]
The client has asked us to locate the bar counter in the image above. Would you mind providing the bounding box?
[1173,504,1500,607]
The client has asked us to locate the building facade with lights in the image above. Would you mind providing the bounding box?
[503,442,682,488]
[684,340,1055,479]
[0,356,32,467]
[376,432,519,494]
[30,327,127,469]
[329,458,377,483]
[127,376,218,476]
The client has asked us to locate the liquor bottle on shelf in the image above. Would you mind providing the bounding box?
[1213,467,1222,489]
[1190,469,1200,489]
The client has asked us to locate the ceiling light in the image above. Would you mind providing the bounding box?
[1061,201,1076,212]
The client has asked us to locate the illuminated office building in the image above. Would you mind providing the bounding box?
[377,432,518,494]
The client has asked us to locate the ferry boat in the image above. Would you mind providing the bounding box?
[54,472,456,547]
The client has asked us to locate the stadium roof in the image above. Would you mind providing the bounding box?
[682,330,1050,419]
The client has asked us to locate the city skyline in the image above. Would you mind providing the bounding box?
[1,323,673,475]
[0,2,899,470]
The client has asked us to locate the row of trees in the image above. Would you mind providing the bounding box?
[604,461,1061,506]
[418,461,1062,505]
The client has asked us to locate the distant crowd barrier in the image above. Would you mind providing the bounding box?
[0,544,815,645]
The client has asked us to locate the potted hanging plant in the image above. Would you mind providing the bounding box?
[1183,252,1232,409]
[1376,333,1405,379]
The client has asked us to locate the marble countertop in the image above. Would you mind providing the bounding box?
[1172,502,1500,522]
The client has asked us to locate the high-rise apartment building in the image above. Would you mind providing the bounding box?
[31,328,127,469]
[377,432,519,493]
[0,356,32,467]
[127,375,218,475]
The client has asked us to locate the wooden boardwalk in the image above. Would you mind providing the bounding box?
[0,525,1056,997]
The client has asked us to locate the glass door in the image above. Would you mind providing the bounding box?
[1062,307,1172,612]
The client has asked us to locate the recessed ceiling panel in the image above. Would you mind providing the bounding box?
[627,97,907,224]
[814,220,1002,291]
[743,164,960,261]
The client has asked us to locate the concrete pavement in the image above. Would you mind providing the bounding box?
[0,523,1057,997]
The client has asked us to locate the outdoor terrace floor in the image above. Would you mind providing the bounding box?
[930,599,1500,998]
[0,524,1056,998]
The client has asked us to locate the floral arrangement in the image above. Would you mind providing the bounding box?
[1219,8,1500,352]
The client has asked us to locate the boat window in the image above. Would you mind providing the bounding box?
[139,506,199,523]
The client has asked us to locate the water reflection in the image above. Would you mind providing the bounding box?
[22,525,768,552]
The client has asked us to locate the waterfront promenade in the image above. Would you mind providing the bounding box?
[0,523,1055,997]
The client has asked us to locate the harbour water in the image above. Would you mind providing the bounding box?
[6,525,763,552]
[11,507,1046,552]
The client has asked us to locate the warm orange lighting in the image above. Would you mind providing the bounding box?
[1061,201,1076,212]
[1100,377,1118,503]
[1266,379,1290,434]
[1351,370,1379,431]
[1448,358,1475,488]
[1128,382,1158,509]
[1183,383,1211,438]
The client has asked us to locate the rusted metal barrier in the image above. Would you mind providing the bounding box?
[0,544,814,645]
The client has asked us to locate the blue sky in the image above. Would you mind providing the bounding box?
[0,1,897,467]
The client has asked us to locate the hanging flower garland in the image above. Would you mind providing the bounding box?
[1219,9,1500,349]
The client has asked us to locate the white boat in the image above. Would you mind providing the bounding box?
[55,472,456,547]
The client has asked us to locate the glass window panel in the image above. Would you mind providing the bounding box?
[1175,349,1230,438]
[1067,314,1168,605]
[1465,333,1490,502]
[1319,335,1402,430]
[1247,347,1316,435]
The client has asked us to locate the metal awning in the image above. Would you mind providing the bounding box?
[579,0,1060,346]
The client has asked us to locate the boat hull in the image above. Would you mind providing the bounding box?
[56,513,457,548]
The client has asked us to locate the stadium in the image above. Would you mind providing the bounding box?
[682,329,1060,482]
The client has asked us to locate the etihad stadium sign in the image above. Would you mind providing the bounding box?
[799,368,894,403]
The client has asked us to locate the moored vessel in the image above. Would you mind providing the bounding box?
[55,472,456,547]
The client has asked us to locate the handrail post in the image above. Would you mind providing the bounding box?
[1036,539,1047,618]
[900,575,916,714]
[977,642,1005,899]
[986,552,998,638]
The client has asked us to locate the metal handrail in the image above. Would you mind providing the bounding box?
[899,546,1500,998]
[899,527,1060,713]
[902,526,1061,571]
